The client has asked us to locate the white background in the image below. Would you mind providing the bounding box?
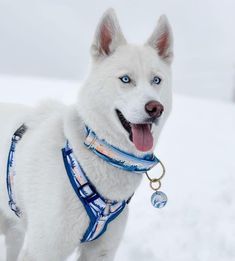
[0,0,235,101]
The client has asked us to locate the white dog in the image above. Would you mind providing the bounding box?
[0,8,173,261]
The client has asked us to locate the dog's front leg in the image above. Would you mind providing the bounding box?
[78,208,128,261]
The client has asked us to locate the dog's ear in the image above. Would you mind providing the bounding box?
[146,15,173,64]
[91,8,127,59]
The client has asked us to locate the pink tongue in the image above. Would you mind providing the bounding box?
[131,124,153,152]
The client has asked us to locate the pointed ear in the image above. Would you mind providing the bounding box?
[91,8,127,59]
[146,15,174,64]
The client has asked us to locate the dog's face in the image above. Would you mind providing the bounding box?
[78,9,173,154]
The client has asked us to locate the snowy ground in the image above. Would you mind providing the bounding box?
[0,75,235,261]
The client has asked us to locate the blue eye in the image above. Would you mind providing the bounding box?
[152,76,162,85]
[119,75,131,84]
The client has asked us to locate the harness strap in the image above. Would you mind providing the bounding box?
[6,124,27,217]
[62,142,129,242]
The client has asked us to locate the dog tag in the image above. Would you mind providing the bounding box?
[151,191,167,208]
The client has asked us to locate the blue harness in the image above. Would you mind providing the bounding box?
[62,142,128,242]
[6,125,160,242]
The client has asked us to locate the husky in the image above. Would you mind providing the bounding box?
[0,8,173,261]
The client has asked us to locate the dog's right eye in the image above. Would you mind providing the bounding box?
[119,75,131,84]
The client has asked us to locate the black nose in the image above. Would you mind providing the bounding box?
[145,100,164,118]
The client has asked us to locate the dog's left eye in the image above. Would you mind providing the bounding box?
[152,76,162,85]
[119,75,131,84]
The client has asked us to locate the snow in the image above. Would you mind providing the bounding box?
[0,75,235,260]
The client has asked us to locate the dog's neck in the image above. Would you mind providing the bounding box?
[63,106,143,200]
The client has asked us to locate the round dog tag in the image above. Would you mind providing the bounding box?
[151,191,167,208]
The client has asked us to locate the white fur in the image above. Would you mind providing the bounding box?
[0,9,173,261]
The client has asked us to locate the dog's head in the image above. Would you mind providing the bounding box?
[77,9,173,155]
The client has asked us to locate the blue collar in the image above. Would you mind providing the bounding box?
[84,126,159,173]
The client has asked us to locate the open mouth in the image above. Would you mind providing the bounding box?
[116,109,154,152]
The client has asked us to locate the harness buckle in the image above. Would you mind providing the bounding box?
[78,182,99,203]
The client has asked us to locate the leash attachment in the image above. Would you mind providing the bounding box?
[145,159,168,209]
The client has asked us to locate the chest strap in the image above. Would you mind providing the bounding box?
[62,142,129,242]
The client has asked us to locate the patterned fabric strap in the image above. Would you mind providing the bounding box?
[62,142,128,243]
[84,126,159,173]
[6,124,27,217]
